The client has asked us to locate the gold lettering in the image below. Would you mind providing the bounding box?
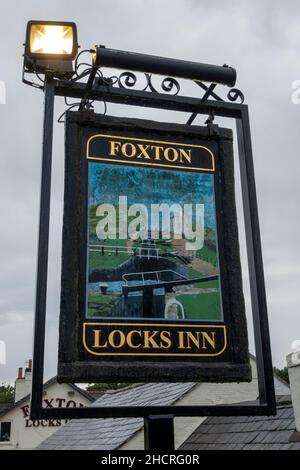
[137,144,151,159]
[186,331,201,349]
[122,142,136,158]
[178,331,186,349]
[144,330,160,348]
[164,147,178,162]
[92,330,107,348]
[127,330,142,349]
[151,146,164,160]
[91,327,218,353]
[109,141,121,156]
[108,330,126,348]
[179,148,192,164]
[160,330,172,349]
[178,331,215,350]
[108,141,193,166]
[201,332,216,350]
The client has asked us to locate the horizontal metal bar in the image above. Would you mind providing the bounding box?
[33,403,274,421]
[123,275,218,292]
[54,80,244,118]
[93,47,236,87]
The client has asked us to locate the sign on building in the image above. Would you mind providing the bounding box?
[58,113,250,382]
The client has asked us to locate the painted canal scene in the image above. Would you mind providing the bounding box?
[86,162,222,322]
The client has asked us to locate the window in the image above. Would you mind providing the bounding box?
[0,422,11,442]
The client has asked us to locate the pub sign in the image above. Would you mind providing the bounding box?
[58,112,250,383]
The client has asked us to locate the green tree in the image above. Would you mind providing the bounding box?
[0,384,14,403]
[273,366,289,384]
[87,383,131,392]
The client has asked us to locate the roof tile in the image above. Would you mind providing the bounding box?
[180,396,299,450]
[38,382,194,450]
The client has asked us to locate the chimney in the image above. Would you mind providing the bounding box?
[14,359,32,403]
[287,345,300,432]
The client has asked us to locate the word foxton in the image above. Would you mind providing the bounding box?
[95,196,204,251]
[109,139,193,164]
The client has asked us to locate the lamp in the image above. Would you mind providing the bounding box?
[24,20,78,77]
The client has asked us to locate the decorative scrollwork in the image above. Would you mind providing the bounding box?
[118,71,139,89]
[110,70,244,103]
[162,77,180,95]
[147,75,180,96]
[116,71,180,95]
[227,88,245,104]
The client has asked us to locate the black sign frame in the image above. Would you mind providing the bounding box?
[30,76,276,420]
[58,112,250,383]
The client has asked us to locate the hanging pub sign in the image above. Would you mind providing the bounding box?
[57,112,251,383]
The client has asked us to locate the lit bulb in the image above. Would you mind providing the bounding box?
[30,25,73,55]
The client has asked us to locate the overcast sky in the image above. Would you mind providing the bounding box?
[0,0,300,383]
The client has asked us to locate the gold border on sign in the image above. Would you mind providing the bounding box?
[82,322,227,357]
[86,134,215,172]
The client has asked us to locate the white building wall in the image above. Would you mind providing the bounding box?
[121,357,260,450]
[120,358,290,450]
[0,382,91,450]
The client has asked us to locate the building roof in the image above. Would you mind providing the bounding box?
[180,395,300,451]
[38,382,194,450]
[37,359,291,451]
[0,377,94,418]
[0,402,14,417]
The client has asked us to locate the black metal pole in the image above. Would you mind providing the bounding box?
[30,76,55,420]
[93,46,236,87]
[144,415,175,451]
[236,108,276,411]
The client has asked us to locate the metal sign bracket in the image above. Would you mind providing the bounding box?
[28,67,276,450]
